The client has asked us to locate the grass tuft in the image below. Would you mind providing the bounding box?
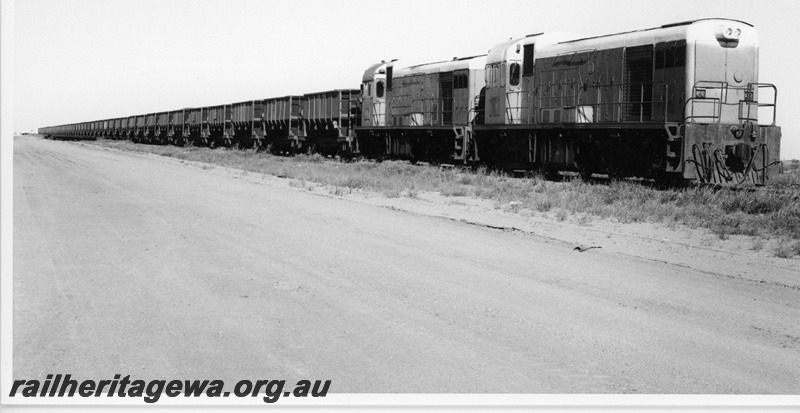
[774,240,800,258]
[87,139,800,244]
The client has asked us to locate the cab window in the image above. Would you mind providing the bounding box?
[510,63,520,86]
[376,80,385,98]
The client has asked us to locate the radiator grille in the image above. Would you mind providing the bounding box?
[623,46,654,121]
[439,72,453,125]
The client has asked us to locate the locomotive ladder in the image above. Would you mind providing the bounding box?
[453,95,483,163]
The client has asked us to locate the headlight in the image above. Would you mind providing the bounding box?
[717,25,742,40]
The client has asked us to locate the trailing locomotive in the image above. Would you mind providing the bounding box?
[39,18,782,184]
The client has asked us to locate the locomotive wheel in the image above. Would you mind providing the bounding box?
[606,163,624,181]
[576,158,595,181]
[654,171,687,188]
[338,146,354,162]
[541,163,560,181]
[578,166,593,181]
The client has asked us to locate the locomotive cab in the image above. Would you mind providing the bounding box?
[483,32,582,125]
[361,62,388,127]
[484,38,524,125]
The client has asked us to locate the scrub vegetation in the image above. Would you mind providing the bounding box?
[86,139,800,257]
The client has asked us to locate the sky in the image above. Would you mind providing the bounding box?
[7,0,800,159]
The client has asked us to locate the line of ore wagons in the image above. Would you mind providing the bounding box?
[40,90,361,154]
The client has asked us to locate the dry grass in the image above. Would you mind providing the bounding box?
[783,159,800,175]
[88,139,800,257]
[774,240,800,259]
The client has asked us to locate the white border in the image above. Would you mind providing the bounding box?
[1,0,15,405]
[2,393,800,407]
[1,0,798,409]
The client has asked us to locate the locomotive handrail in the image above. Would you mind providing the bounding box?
[751,83,778,126]
[371,100,384,126]
[684,81,777,125]
[536,81,672,123]
[392,95,478,127]
[687,81,726,123]
[470,94,484,125]
[683,96,722,123]
[504,90,524,124]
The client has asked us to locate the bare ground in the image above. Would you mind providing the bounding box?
[13,135,800,394]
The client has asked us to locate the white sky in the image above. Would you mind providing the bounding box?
[8,0,800,159]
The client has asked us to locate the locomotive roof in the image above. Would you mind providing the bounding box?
[362,62,387,82]
[486,32,582,63]
[392,54,487,77]
[556,18,753,45]
[487,18,755,64]
[537,18,757,59]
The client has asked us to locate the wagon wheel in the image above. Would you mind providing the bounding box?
[606,165,623,181]
[408,150,417,165]
[575,156,594,181]
[337,144,354,162]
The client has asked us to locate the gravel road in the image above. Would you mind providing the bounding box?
[13,135,800,394]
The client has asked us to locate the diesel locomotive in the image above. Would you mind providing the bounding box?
[39,18,782,184]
